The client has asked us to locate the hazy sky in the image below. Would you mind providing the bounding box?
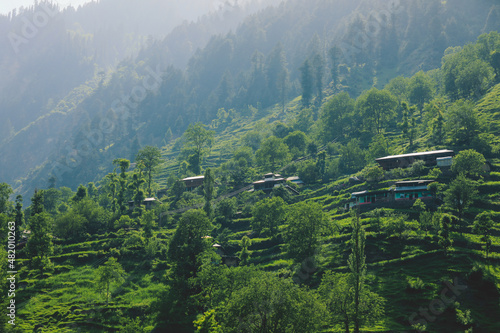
[0,0,94,15]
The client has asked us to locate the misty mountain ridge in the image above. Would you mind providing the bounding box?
[1,0,500,198]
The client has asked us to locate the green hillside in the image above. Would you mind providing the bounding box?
[2,2,500,333]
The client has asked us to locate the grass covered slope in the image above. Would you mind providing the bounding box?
[8,31,500,333]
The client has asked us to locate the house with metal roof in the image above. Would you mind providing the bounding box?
[182,175,205,191]
[376,150,454,170]
[349,179,435,209]
[394,180,434,201]
[128,197,160,210]
[253,173,286,192]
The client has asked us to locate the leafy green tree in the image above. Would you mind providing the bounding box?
[238,236,252,265]
[362,165,385,182]
[194,309,223,333]
[438,214,454,254]
[339,139,366,173]
[0,183,13,214]
[419,210,434,236]
[455,59,495,98]
[241,131,262,151]
[167,209,213,279]
[385,76,410,102]
[294,107,314,133]
[113,158,130,213]
[215,197,237,224]
[316,151,326,180]
[54,210,87,240]
[451,149,486,177]
[319,92,355,142]
[203,168,214,218]
[408,71,435,109]
[136,146,162,196]
[444,174,479,225]
[272,122,293,139]
[87,182,97,200]
[367,134,391,160]
[412,199,426,213]
[129,172,146,212]
[298,160,319,184]
[42,188,60,213]
[170,180,185,202]
[300,59,314,107]
[122,318,145,333]
[319,272,353,333]
[445,100,482,145]
[473,212,495,258]
[142,210,156,241]
[96,257,126,306]
[356,88,397,134]
[222,273,326,332]
[383,213,414,239]
[284,201,328,263]
[105,172,119,212]
[26,212,54,276]
[256,136,291,172]
[72,184,87,202]
[183,123,215,175]
[307,141,318,157]
[319,270,384,333]
[251,196,287,236]
[72,198,110,234]
[429,105,446,145]
[30,189,44,216]
[284,130,308,153]
[222,158,250,187]
[400,102,418,147]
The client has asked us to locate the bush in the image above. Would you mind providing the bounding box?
[361,165,385,182]
[427,168,442,179]
[406,276,425,292]
[389,167,410,179]
[298,160,319,184]
[410,160,426,176]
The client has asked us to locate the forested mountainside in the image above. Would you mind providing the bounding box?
[2,1,500,331]
[4,0,500,197]
[0,0,280,191]
[2,28,500,332]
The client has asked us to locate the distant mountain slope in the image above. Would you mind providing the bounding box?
[4,0,500,197]
[0,0,281,193]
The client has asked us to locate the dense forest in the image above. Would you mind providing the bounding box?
[2,0,500,332]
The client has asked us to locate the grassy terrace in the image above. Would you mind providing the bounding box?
[14,161,500,331]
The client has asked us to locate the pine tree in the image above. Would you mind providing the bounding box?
[203,168,214,218]
[300,59,314,107]
[329,46,342,88]
[31,189,44,216]
[348,211,366,333]
[14,195,23,242]
[239,236,251,265]
[438,214,454,254]
[312,53,325,105]
[113,158,130,213]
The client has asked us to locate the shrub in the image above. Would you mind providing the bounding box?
[406,276,425,292]
[410,160,426,176]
